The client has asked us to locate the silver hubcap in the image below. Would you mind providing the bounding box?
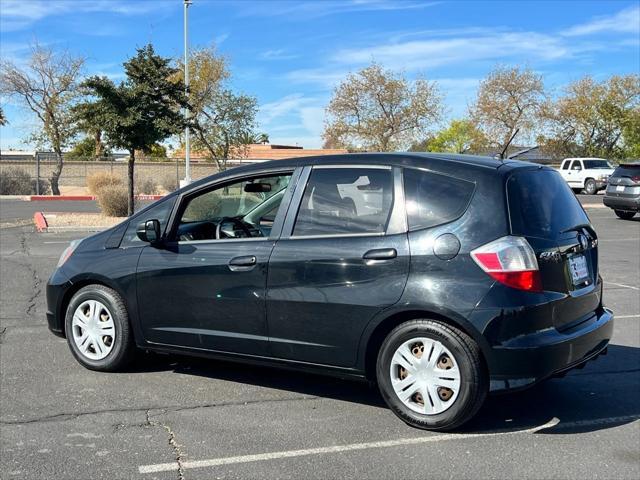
[389,338,461,415]
[71,300,115,361]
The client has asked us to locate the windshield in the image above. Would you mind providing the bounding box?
[583,160,613,169]
[508,169,589,239]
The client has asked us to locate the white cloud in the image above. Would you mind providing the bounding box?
[0,0,176,32]
[260,49,300,61]
[257,94,327,148]
[234,0,440,19]
[331,32,571,70]
[563,5,640,36]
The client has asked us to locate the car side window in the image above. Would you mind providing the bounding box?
[292,168,393,237]
[176,173,292,241]
[571,160,582,170]
[403,168,475,231]
[561,161,570,170]
[121,197,177,246]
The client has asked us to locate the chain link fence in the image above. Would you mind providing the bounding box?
[0,157,259,195]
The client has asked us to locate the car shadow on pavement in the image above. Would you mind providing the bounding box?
[127,344,639,434]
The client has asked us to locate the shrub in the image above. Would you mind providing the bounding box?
[96,185,131,217]
[31,179,51,195]
[0,167,44,195]
[160,174,178,193]
[86,171,122,195]
[135,175,159,195]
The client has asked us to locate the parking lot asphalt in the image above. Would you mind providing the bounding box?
[0,195,638,479]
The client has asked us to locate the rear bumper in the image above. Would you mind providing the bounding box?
[603,195,640,212]
[486,306,614,391]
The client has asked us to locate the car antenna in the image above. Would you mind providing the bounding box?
[498,128,520,162]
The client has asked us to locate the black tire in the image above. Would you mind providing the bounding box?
[584,178,597,195]
[376,319,487,431]
[65,285,135,371]
[614,210,636,220]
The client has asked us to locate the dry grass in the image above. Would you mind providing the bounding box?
[86,171,122,195]
[43,213,125,228]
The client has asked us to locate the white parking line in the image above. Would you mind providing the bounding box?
[606,282,640,291]
[140,418,562,474]
[617,314,640,319]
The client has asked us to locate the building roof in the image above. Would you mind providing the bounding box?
[175,143,348,161]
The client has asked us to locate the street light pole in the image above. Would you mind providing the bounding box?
[183,0,192,186]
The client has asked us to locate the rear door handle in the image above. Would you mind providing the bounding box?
[228,255,257,271]
[363,248,397,261]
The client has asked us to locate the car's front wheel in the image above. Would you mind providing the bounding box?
[65,285,135,371]
[376,319,487,431]
[614,210,636,220]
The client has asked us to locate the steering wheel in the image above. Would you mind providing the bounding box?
[215,217,254,239]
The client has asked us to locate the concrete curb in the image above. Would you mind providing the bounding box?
[33,212,48,232]
[34,212,119,233]
[28,194,164,201]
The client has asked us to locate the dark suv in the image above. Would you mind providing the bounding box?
[47,153,613,431]
[603,163,640,219]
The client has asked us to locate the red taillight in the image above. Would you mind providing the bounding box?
[471,236,542,293]
[631,175,640,183]
[489,270,542,292]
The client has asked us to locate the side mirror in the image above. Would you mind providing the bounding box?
[136,219,162,244]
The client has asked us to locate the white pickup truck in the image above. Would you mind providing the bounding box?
[558,158,615,195]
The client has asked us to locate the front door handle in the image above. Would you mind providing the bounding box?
[228,255,257,271]
[363,248,397,261]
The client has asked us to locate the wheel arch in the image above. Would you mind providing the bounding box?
[359,308,490,382]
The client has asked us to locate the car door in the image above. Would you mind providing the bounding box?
[567,160,583,187]
[136,168,300,355]
[266,165,410,368]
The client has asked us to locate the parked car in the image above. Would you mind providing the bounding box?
[603,163,640,219]
[47,153,613,431]
[558,158,615,194]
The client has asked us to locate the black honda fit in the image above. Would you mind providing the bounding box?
[47,153,613,430]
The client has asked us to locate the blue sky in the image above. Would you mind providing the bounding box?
[1,0,639,151]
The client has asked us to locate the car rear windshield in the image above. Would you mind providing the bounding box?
[612,164,640,177]
[507,169,589,239]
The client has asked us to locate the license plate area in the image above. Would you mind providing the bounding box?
[616,185,625,192]
[568,254,589,285]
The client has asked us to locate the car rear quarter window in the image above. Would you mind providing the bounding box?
[292,168,393,236]
[507,169,589,239]
[402,168,475,231]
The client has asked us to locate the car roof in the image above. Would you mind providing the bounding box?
[177,152,543,195]
[231,152,508,171]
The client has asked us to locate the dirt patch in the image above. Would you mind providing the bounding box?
[43,213,126,229]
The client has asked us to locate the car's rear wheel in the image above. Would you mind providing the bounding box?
[65,285,135,371]
[614,210,636,220]
[584,178,597,195]
[376,319,487,431]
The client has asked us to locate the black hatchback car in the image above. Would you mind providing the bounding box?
[47,153,614,431]
[603,163,640,219]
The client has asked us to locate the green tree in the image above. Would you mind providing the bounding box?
[323,63,443,151]
[66,136,111,160]
[419,119,487,154]
[0,106,6,126]
[470,65,545,154]
[540,74,640,160]
[174,46,257,171]
[0,44,84,194]
[77,44,186,215]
